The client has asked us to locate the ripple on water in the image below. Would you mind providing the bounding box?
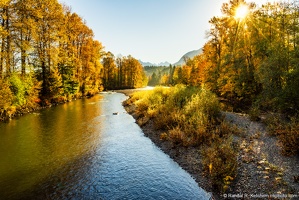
[0,93,210,200]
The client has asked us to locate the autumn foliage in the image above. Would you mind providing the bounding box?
[125,85,238,191]
[148,0,299,115]
[0,0,147,120]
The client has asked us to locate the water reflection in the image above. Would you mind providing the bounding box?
[0,96,103,199]
[0,93,210,199]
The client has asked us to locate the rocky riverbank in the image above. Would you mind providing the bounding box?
[224,112,299,198]
[121,89,299,199]
[121,90,218,198]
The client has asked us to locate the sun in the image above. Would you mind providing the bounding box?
[235,4,249,20]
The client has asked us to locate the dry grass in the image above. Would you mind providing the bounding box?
[264,114,299,156]
[125,85,239,190]
[201,135,238,192]
[278,122,299,156]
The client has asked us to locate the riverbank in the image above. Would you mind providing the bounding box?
[121,87,220,198]
[121,88,299,199]
[1,92,209,199]
[0,94,97,122]
[0,86,154,122]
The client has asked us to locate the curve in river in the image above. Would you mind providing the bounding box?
[0,92,210,199]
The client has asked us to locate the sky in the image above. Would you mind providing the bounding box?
[60,0,277,64]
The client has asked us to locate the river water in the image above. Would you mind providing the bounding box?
[0,93,210,199]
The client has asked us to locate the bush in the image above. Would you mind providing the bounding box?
[9,73,26,106]
[202,135,238,192]
[165,84,198,109]
[0,73,41,120]
[133,87,170,120]
[264,114,299,156]
[23,73,41,108]
[263,113,286,136]
[0,78,13,109]
[249,105,261,121]
[184,88,220,126]
[181,87,220,145]
[154,111,174,130]
[168,126,186,145]
[129,85,222,145]
[278,119,299,156]
[126,85,239,193]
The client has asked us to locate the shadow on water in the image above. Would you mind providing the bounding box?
[0,93,210,200]
[20,150,101,200]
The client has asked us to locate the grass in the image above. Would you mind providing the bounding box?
[264,113,299,156]
[201,135,238,192]
[124,85,238,191]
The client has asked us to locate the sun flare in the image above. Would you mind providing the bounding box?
[235,4,249,20]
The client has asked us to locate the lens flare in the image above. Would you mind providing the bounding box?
[235,4,249,20]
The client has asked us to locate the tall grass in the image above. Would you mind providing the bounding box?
[201,135,237,192]
[265,114,299,156]
[125,85,237,191]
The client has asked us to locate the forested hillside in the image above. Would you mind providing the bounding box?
[0,0,147,120]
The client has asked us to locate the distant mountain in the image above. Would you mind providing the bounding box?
[139,60,154,67]
[139,60,171,67]
[158,61,172,66]
[139,48,202,67]
[173,48,203,66]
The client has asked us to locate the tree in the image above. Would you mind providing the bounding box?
[31,0,64,100]
[102,51,116,89]
[0,0,15,76]
[14,0,36,76]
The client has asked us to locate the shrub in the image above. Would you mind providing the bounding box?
[184,88,220,126]
[278,119,299,156]
[165,84,198,109]
[132,87,170,123]
[9,73,26,106]
[129,85,222,145]
[168,126,186,145]
[202,135,238,192]
[0,78,13,109]
[249,105,261,121]
[264,114,299,156]
[154,111,173,130]
[129,90,148,102]
[160,132,168,141]
[131,91,151,113]
[126,85,239,193]
[23,73,41,108]
[182,87,221,145]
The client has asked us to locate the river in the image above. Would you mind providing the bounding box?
[0,92,210,199]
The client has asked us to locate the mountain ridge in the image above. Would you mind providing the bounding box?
[173,48,203,66]
[138,60,171,67]
[138,48,203,67]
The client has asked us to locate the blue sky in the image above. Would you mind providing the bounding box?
[60,0,276,64]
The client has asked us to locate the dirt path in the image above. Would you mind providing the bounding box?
[224,112,299,198]
[122,89,299,199]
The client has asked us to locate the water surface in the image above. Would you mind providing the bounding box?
[0,93,210,199]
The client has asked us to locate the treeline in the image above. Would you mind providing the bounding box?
[205,0,299,113]
[145,66,173,86]
[102,52,147,90]
[0,0,146,120]
[159,0,299,114]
